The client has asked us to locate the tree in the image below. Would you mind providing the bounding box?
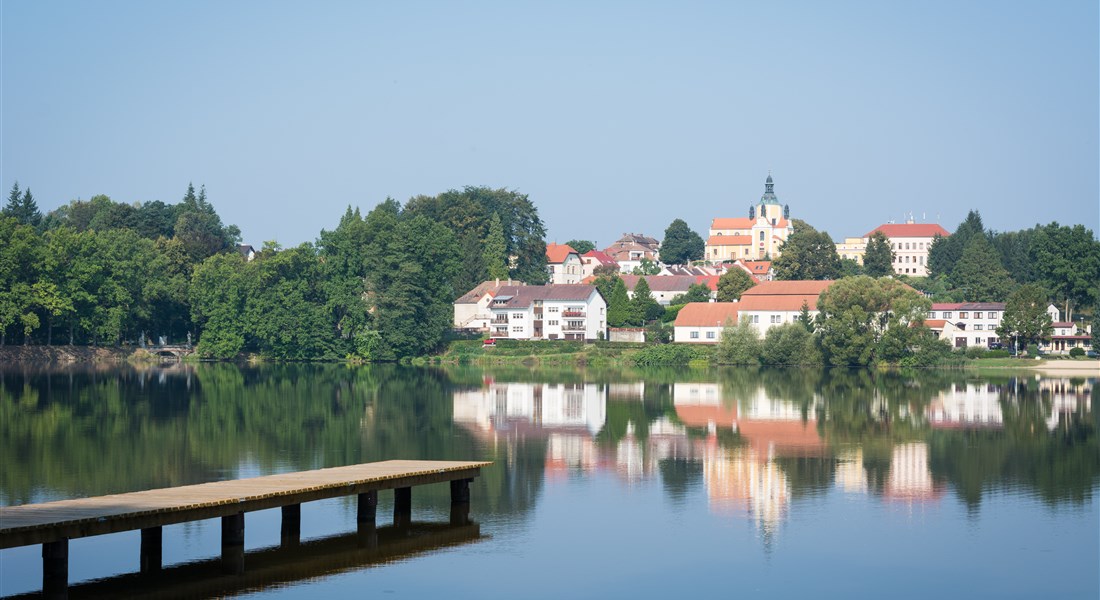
[839,257,863,278]
[762,322,819,366]
[632,258,660,275]
[796,300,815,332]
[659,219,704,264]
[863,231,895,277]
[3,182,42,228]
[997,284,1053,351]
[773,220,841,280]
[950,235,1014,301]
[670,283,712,305]
[1028,222,1100,321]
[593,263,620,277]
[716,269,753,302]
[630,277,663,324]
[606,278,632,327]
[714,318,761,365]
[815,276,931,366]
[483,212,510,280]
[928,210,983,279]
[564,239,595,255]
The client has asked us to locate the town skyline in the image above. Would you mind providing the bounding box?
[2,1,1096,248]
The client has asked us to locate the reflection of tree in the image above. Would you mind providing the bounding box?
[659,458,704,505]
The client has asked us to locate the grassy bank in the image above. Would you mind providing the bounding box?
[431,339,651,367]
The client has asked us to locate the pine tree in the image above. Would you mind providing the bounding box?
[483,213,509,280]
[630,277,663,324]
[863,231,895,277]
[607,278,631,327]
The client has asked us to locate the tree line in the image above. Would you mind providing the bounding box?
[0,183,548,358]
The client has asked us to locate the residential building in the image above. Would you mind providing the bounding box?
[238,244,257,261]
[673,303,741,343]
[704,175,793,262]
[864,221,950,276]
[453,279,526,330]
[732,259,773,282]
[835,237,867,264]
[489,285,607,341]
[926,302,1005,348]
[546,243,583,284]
[618,275,702,305]
[580,249,619,279]
[1045,305,1093,354]
[603,233,661,273]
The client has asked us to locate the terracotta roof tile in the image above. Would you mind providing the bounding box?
[546,243,579,264]
[710,217,756,230]
[707,234,752,246]
[865,223,950,238]
[674,302,741,327]
[742,280,834,297]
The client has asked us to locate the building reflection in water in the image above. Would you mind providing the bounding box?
[452,376,1094,539]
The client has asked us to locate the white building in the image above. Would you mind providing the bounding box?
[863,221,950,276]
[489,285,607,341]
[926,302,1005,349]
[453,279,525,330]
[546,243,583,284]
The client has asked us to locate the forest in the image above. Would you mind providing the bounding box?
[0,183,547,359]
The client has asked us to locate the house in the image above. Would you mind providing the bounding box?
[453,279,526,330]
[488,285,607,341]
[672,280,832,342]
[238,244,257,261]
[618,275,702,305]
[704,175,793,262]
[673,302,741,343]
[580,249,619,279]
[863,220,950,276]
[546,243,583,284]
[602,233,660,273]
[835,237,867,264]
[1043,305,1093,354]
[733,259,773,282]
[926,302,1005,349]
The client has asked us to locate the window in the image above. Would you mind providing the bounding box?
[943,312,952,319]
[959,312,968,319]
[548,307,559,313]
[706,331,716,339]
[770,315,782,323]
[928,311,936,318]
[512,326,523,332]
[751,315,760,324]
[512,313,524,319]
[974,324,983,330]
[548,320,559,326]
[759,231,765,241]
[988,312,998,319]
[974,312,983,319]
[690,331,699,339]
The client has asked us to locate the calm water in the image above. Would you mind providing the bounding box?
[0,363,1097,599]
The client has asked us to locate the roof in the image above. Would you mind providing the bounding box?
[930,302,1006,311]
[607,233,660,250]
[924,319,949,329]
[742,280,834,297]
[1052,321,1074,328]
[706,234,753,246]
[696,275,720,291]
[865,223,950,238]
[620,275,698,292]
[741,260,771,273]
[710,217,756,231]
[454,279,525,304]
[735,294,821,312]
[674,302,741,327]
[546,243,579,264]
[582,249,618,266]
[489,285,598,308]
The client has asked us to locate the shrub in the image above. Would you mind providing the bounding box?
[965,346,987,359]
[984,349,1010,358]
[715,320,762,366]
[1069,347,1085,357]
[632,344,713,366]
[1026,343,1039,357]
[762,322,820,366]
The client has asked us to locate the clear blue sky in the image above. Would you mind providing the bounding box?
[2,1,1097,248]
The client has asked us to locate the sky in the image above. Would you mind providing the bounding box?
[2,0,1097,249]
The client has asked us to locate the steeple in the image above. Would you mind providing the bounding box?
[760,172,778,204]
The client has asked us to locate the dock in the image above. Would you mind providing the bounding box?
[0,459,490,597]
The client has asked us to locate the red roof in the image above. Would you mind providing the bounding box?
[710,217,756,231]
[674,302,740,327]
[741,260,771,272]
[582,249,618,266]
[735,294,821,312]
[546,243,579,264]
[696,275,720,291]
[706,234,753,246]
[742,280,834,297]
[865,223,950,238]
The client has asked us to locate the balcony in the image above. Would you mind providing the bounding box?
[490,317,509,325]
[562,311,585,318]
[562,323,586,332]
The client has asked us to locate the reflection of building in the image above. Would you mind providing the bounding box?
[885,443,941,503]
[453,382,607,435]
[927,383,1004,429]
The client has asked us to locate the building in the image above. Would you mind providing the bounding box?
[602,233,661,273]
[580,249,619,279]
[618,275,702,305]
[453,279,526,330]
[673,303,741,343]
[835,237,867,264]
[863,221,950,276]
[546,243,583,284]
[489,285,607,341]
[926,302,1005,348]
[1045,305,1093,354]
[704,175,793,262]
[736,280,833,337]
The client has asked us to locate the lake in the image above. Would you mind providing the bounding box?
[1,363,1097,599]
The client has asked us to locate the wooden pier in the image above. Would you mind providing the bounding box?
[0,459,490,597]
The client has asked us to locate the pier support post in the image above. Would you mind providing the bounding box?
[221,512,245,574]
[393,487,412,527]
[42,538,68,599]
[450,478,471,504]
[281,504,301,546]
[140,526,162,573]
[357,491,378,524]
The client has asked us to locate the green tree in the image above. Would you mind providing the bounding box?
[632,258,661,275]
[592,274,620,304]
[0,217,43,345]
[190,253,249,357]
[796,300,815,332]
[862,231,895,277]
[1028,222,1100,321]
[762,322,820,365]
[606,278,632,327]
[714,318,761,365]
[816,276,931,366]
[483,212,510,280]
[670,283,712,305]
[773,220,841,280]
[659,219,704,264]
[950,235,1014,301]
[839,257,863,278]
[630,277,663,324]
[3,182,42,228]
[928,210,982,279]
[564,239,595,255]
[997,284,1053,350]
[173,184,241,263]
[716,268,753,302]
[593,263,620,277]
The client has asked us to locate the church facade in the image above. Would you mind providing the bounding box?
[705,175,794,262]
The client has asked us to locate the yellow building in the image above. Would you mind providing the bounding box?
[705,175,793,262]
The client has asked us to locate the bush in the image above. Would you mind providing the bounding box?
[1026,343,1039,357]
[762,322,821,366]
[1069,347,1085,357]
[965,346,987,359]
[984,349,1010,358]
[714,320,762,365]
[632,344,714,366]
